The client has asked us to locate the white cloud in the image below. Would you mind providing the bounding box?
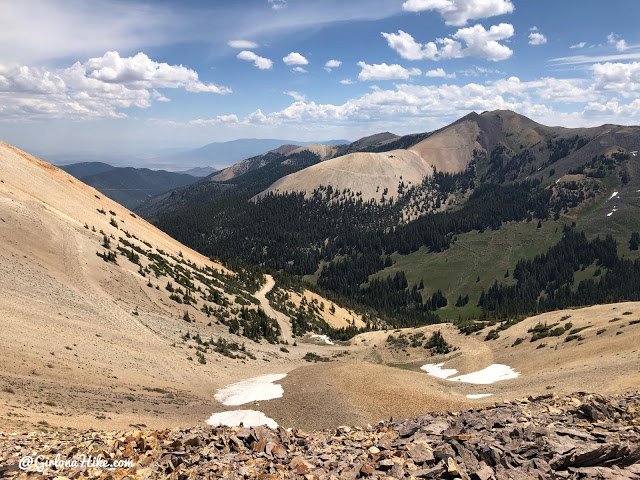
[402,0,514,26]
[188,114,241,126]
[528,32,547,45]
[529,27,547,45]
[167,69,640,135]
[283,52,309,65]
[383,24,514,62]
[85,51,231,93]
[340,79,356,85]
[426,68,456,78]
[324,59,342,72]
[452,23,514,61]
[570,42,586,49]
[237,50,274,69]
[608,32,629,52]
[292,66,308,73]
[268,0,287,10]
[592,62,640,93]
[357,62,421,81]
[228,40,259,49]
[381,30,438,60]
[0,51,230,121]
[284,91,306,101]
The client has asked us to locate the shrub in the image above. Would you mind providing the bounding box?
[485,329,500,341]
[424,330,453,354]
[303,352,330,363]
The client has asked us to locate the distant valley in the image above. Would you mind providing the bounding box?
[59,163,199,210]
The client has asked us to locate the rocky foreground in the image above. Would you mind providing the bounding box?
[1,392,639,479]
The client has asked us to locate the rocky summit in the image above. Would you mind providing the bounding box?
[2,392,638,479]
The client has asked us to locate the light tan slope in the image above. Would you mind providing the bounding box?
[0,141,320,432]
[409,119,481,173]
[256,149,433,202]
[0,142,226,272]
[286,143,338,160]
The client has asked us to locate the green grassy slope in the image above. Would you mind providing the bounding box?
[370,220,565,321]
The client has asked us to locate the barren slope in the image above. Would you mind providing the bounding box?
[0,141,333,432]
[409,119,481,173]
[256,149,433,202]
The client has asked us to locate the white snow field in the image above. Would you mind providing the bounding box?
[214,374,287,406]
[205,410,278,428]
[422,363,520,385]
[310,334,335,345]
[448,364,520,385]
[420,363,459,379]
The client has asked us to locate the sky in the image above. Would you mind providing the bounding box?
[1,0,640,160]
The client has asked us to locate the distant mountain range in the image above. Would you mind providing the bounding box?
[153,138,350,170]
[59,163,198,210]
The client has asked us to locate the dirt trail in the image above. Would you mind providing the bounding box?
[255,274,294,344]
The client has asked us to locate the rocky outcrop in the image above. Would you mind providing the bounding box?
[1,392,638,479]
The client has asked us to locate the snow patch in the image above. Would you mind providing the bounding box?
[310,334,335,345]
[420,363,458,379]
[607,212,614,217]
[631,151,637,157]
[449,364,520,385]
[609,191,619,200]
[466,394,493,399]
[206,410,278,428]
[215,374,286,406]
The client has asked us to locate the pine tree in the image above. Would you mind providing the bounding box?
[630,232,640,251]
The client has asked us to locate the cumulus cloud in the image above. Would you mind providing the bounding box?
[453,23,514,61]
[228,40,259,49]
[383,24,514,62]
[340,79,356,85]
[292,66,308,73]
[237,50,273,69]
[85,51,231,93]
[528,31,547,46]
[284,90,306,101]
[381,30,438,60]
[0,51,230,120]
[283,52,309,65]
[357,62,421,81]
[426,68,456,78]
[570,42,586,49]
[592,62,640,93]
[402,0,514,26]
[324,59,342,72]
[608,32,628,52]
[173,66,640,134]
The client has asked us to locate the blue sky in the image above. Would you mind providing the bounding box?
[1,0,640,159]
